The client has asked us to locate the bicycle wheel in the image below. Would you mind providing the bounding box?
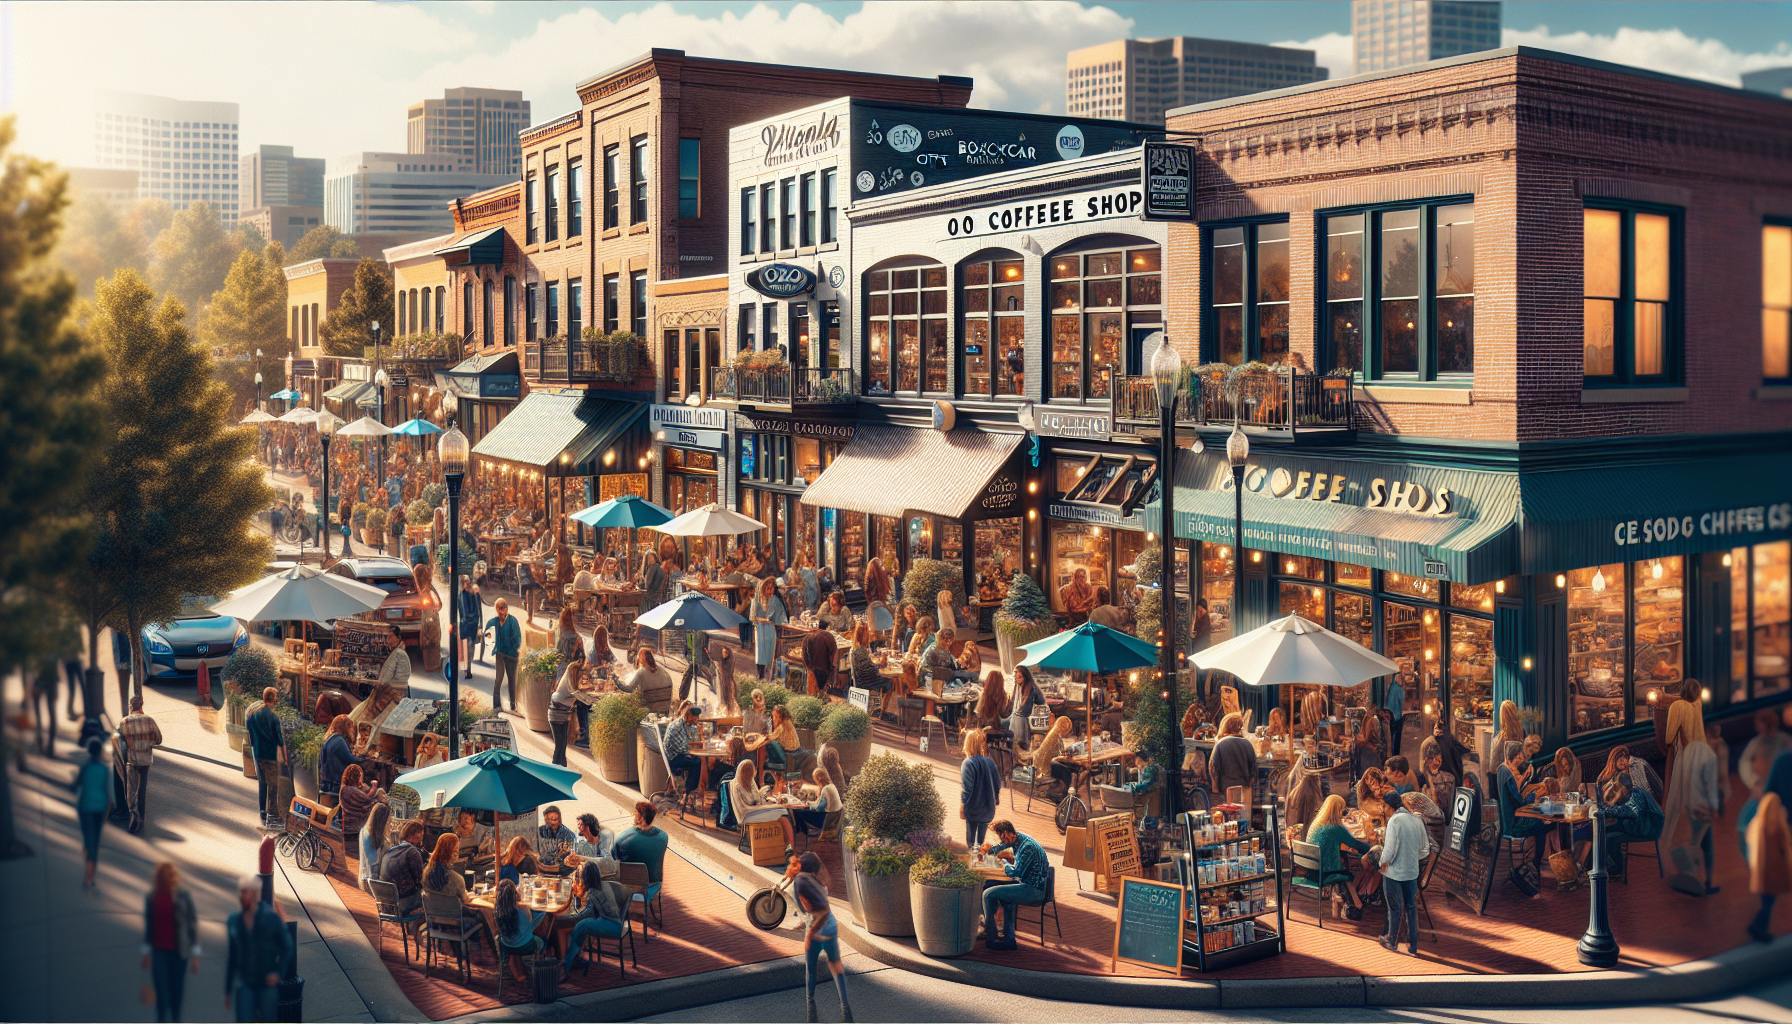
[312,834,335,873]
[295,832,319,871]
[1054,795,1089,834]
[275,833,299,860]
[745,887,788,931]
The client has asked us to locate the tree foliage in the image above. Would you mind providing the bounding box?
[54,191,150,296]
[199,244,288,411]
[286,224,350,265]
[84,268,273,703]
[319,258,393,356]
[0,117,105,681]
[150,201,242,313]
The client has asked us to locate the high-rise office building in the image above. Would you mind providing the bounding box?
[92,89,241,223]
[64,167,139,209]
[241,145,324,209]
[1352,1,1501,75]
[405,87,530,176]
[1067,38,1327,124]
[1741,67,1792,99]
[324,152,512,238]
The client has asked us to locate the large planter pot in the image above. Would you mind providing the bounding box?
[797,728,818,753]
[519,668,552,733]
[826,736,873,779]
[996,630,1021,678]
[638,728,669,798]
[910,882,984,957]
[292,762,318,802]
[595,739,638,784]
[225,721,249,753]
[851,860,915,937]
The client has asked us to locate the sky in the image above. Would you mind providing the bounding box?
[2,0,1789,171]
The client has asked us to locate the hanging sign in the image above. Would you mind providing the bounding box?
[651,404,729,432]
[745,263,816,298]
[1140,142,1195,221]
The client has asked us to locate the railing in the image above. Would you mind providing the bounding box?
[1112,369,1354,434]
[524,336,638,383]
[708,364,858,406]
[793,367,857,404]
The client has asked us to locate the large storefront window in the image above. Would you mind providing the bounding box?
[961,256,1026,398]
[1448,616,1494,743]
[974,519,1022,603]
[1319,199,1476,379]
[1199,542,1235,645]
[1563,558,1687,737]
[1050,523,1110,615]
[864,264,947,396]
[1735,542,1792,700]
[1206,221,1289,366]
[1048,247,1161,401]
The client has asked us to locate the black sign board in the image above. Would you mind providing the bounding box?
[1112,876,1185,974]
[1141,142,1195,221]
[849,102,1147,200]
[1436,784,1500,915]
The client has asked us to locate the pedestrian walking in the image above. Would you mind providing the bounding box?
[224,875,291,1023]
[245,688,286,828]
[142,862,200,1022]
[71,738,110,889]
[1378,792,1436,954]
[789,852,852,1023]
[456,575,481,680]
[29,660,58,757]
[118,695,162,833]
[485,599,522,713]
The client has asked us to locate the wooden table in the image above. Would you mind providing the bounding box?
[966,856,1012,883]
[468,881,574,946]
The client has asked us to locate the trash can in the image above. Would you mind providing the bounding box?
[639,722,669,799]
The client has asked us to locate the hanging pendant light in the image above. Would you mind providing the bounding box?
[1652,559,1664,579]
[1591,567,1607,593]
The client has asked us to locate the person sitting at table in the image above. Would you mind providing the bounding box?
[791,766,843,835]
[1550,745,1584,797]
[1008,665,1047,748]
[741,688,770,736]
[317,716,358,810]
[709,735,751,792]
[452,809,494,869]
[378,821,428,916]
[1283,754,1326,839]
[739,545,765,576]
[1602,772,1667,879]
[614,800,671,889]
[769,704,816,779]
[730,758,796,853]
[619,646,675,716]
[816,591,854,634]
[413,733,448,769]
[802,626,839,698]
[1266,706,1290,743]
[336,764,385,843]
[664,704,704,797]
[906,615,938,662]
[638,551,668,611]
[1210,713,1258,803]
[351,721,379,759]
[921,626,957,689]
[1307,794,1371,919]
[893,602,920,656]
[493,878,556,983]
[976,671,1011,733]
[562,812,615,868]
[359,803,392,892]
[1032,715,1078,801]
[558,858,630,977]
[1059,568,1097,628]
[1087,585,1130,632]
[1498,740,1554,872]
[1355,767,1396,824]
[422,833,489,943]
[979,819,1050,951]
[954,633,983,683]
[497,836,540,886]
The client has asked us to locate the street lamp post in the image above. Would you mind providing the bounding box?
[1149,340,1185,821]
[374,367,389,486]
[1577,797,1620,966]
[1226,418,1250,710]
[317,412,340,561]
[439,393,470,758]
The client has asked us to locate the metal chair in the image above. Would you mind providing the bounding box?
[421,892,486,985]
[1010,760,1052,813]
[573,890,638,979]
[647,720,704,825]
[1608,831,1666,883]
[619,861,663,944]
[1012,865,1062,945]
[366,879,425,962]
[1288,840,1332,929]
[1413,845,1441,938]
[797,808,843,852]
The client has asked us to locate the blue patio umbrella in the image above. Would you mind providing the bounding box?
[393,417,442,436]
[394,747,580,815]
[635,590,746,632]
[570,494,674,573]
[1020,621,1160,788]
[272,387,302,402]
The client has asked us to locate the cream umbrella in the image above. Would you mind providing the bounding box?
[653,502,766,537]
[208,563,387,625]
[334,415,396,438]
[278,405,318,424]
[240,409,276,424]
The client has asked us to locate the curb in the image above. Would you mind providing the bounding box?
[436,955,816,1024]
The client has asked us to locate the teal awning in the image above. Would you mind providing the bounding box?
[323,380,373,404]
[1152,450,1521,584]
[1520,450,1792,575]
[433,226,506,266]
[471,392,644,469]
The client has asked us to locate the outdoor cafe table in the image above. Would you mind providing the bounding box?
[675,576,750,602]
[468,880,573,947]
[1516,800,1593,850]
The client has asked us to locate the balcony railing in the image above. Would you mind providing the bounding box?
[523,336,639,383]
[707,365,858,406]
[1112,369,1354,434]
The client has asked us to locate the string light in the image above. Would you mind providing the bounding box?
[1556,574,1566,589]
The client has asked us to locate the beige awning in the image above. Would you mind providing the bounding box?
[799,426,1023,520]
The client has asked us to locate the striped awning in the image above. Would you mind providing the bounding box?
[800,426,1024,520]
[471,391,644,469]
[323,380,373,404]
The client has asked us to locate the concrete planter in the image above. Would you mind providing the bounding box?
[519,667,552,733]
[292,761,318,802]
[851,860,915,937]
[910,882,983,957]
[638,727,669,798]
[595,739,638,784]
[225,721,249,754]
[797,728,818,754]
[826,735,873,778]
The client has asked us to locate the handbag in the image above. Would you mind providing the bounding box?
[1508,859,1541,897]
[1548,850,1580,886]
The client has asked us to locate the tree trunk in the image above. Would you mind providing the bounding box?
[125,610,145,709]
[86,621,103,719]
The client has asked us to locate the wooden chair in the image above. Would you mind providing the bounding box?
[619,861,663,944]
[1013,865,1062,945]
[421,892,486,985]
[797,808,843,852]
[366,879,425,962]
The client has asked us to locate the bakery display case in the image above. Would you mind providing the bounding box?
[1632,556,1685,717]
[1569,563,1628,736]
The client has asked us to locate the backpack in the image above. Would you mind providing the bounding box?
[716,772,738,831]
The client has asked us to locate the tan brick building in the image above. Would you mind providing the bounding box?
[282,257,359,405]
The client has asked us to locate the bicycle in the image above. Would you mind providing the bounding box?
[275,799,339,873]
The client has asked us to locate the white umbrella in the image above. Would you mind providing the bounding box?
[312,409,345,434]
[278,406,318,424]
[209,563,388,626]
[335,415,396,437]
[653,501,766,537]
[241,409,276,424]
[1192,613,1399,687]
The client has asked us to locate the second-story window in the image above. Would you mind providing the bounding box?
[962,256,1025,398]
[1583,202,1677,385]
[759,183,775,252]
[544,166,559,243]
[739,302,755,352]
[1316,199,1475,379]
[503,276,515,347]
[602,145,619,230]
[799,172,816,248]
[1052,247,1160,400]
[864,263,946,396]
[821,168,838,245]
[629,136,648,223]
[631,271,647,337]
[678,138,700,218]
[1767,222,1792,382]
[604,274,619,333]
[482,278,494,347]
[780,177,796,250]
[1205,220,1287,366]
[545,281,559,339]
[741,187,756,256]
[525,283,537,343]
[567,159,583,236]
[568,278,582,340]
[526,173,539,245]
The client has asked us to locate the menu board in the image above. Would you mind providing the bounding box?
[1435,787,1499,915]
[1089,812,1140,893]
[1112,877,1185,974]
[333,620,397,665]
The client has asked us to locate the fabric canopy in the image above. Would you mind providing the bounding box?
[800,426,1023,520]
[471,392,644,468]
[432,226,506,267]
[323,380,373,404]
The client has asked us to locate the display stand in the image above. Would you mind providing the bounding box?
[1179,802,1286,972]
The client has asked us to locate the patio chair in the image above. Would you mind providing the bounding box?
[647,720,704,825]
[421,892,487,985]
[1414,846,1441,938]
[1010,760,1052,814]
[619,861,663,944]
[572,888,638,979]
[797,808,844,853]
[366,879,425,962]
[1012,865,1062,945]
[1608,830,1665,883]
[1289,841,1334,929]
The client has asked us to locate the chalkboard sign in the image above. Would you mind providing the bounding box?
[1112,876,1185,974]
[333,620,397,664]
[1435,787,1500,916]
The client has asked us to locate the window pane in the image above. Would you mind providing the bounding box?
[964,262,990,287]
[1088,312,1121,398]
[1256,222,1289,303]
[1583,208,1621,298]
[1435,204,1474,295]
[924,318,948,392]
[895,320,919,391]
[1278,555,1324,580]
[892,269,917,290]
[1127,275,1161,305]
[1330,303,1362,373]
[1052,315,1081,397]
[1635,212,1671,302]
[1734,546,1751,703]
[1259,303,1289,365]
[1200,542,1235,644]
[1766,310,1791,379]
[1755,541,1791,696]
[1384,602,1438,744]
[1380,299,1419,373]
[1766,225,1792,308]
[1635,301,1665,376]
[869,270,889,291]
[964,318,990,395]
[1380,209,1419,298]
[993,284,1023,311]
[997,317,1025,397]
[1382,571,1439,602]
[1584,299,1616,376]
[892,291,918,316]
[963,288,989,314]
[921,289,947,315]
[1280,581,1326,620]
[1332,591,1374,650]
[1436,295,1474,374]
[923,267,947,289]
[1634,556,1684,717]
[1051,282,1080,310]
[867,293,889,316]
[868,320,889,391]
[1326,215,1363,300]
[1568,563,1628,736]
[1050,257,1079,280]
[1217,307,1244,366]
[1450,577,1512,613]
[994,260,1023,284]
[1334,561,1371,589]
[1128,248,1161,273]
[1212,228,1245,305]
[1449,615,1494,745]
[1086,252,1122,277]
[1086,278,1123,307]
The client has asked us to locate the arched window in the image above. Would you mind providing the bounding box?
[482,278,494,348]
[420,288,431,336]
[959,253,1025,398]
[863,260,945,395]
[1047,242,1161,401]
[409,289,419,336]
[435,287,445,334]
[462,283,474,340]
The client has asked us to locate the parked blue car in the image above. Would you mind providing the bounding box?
[113,595,249,680]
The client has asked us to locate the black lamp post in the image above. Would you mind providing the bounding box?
[317,411,341,560]
[1577,796,1620,966]
[439,393,470,758]
[374,367,389,485]
[1149,339,1185,821]
[1225,418,1250,704]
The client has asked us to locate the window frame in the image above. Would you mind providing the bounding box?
[629,136,648,224]
[568,277,582,341]
[630,271,647,338]
[799,172,817,248]
[545,280,559,339]
[482,278,494,348]
[525,173,540,245]
[502,276,515,347]
[1761,218,1792,384]
[677,138,700,219]
[544,165,559,243]
[759,183,775,253]
[958,253,1028,400]
[1201,216,1289,368]
[821,168,838,245]
[740,186,756,256]
[738,302,756,353]
[779,177,796,250]
[1306,195,1478,382]
[601,145,619,230]
[1581,198,1683,388]
[524,282,537,344]
[566,158,583,237]
[1048,245,1162,402]
[603,274,619,334]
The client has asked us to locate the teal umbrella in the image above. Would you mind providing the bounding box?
[393,417,442,436]
[394,747,579,814]
[1020,622,1159,799]
[570,494,674,574]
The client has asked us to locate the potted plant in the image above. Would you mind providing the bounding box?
[222,645,277,722]
[387,508,405,554]
[1131,545,1164,646]
[590,693,647,783]
[223,688,252,752]
[365,507,387,547]
[787,694,826,752]
[909,833,984,957]
[289,721,324,801]
[994,571,1058,677]
[897,557,965,621]
[817,703,872,777]
[757,684,794,713]
[421,482,446,510]
[842,753,945,936]
[353,502,370,531]
[518,647,560,733]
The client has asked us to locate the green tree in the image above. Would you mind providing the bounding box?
[150,201,242,312]
[199,246,287,410]
[319,257,392,356]
[85,268,272,706]
[53,191,150,295]
[286,224,345,265]
[330,238,360,258]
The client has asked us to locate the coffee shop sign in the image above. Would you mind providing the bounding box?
[1611,502,1792,546]
[1234,465,1456,518]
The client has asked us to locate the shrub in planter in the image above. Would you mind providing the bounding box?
[994,572,1058,675]
[843,753,946,936]
[787,693,827,751]
[352,502,371,528]
[366,508,387,537]
[756,684,794,712]
[591,693,647,782]
[518,647,560,732]
[910,839,984,957]
[290,722,324,800]
[817,704,872,776]
[223,645,279,698]
[407,499,433,526]
[223,688,253,751]
[421,482,446,510]
[896,557,965,617]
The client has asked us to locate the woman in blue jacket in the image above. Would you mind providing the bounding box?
[1601,773,1663,875]
[960,729,1002,847]
[317,716,358,809]
[73,738,112,889]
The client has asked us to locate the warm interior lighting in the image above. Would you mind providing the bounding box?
[1647,690,1659,703]
[1522,656,1533,671]
[1424,648,1434,661]
[1250,551,1261,563]
[1495,580,1505,594]
[1027,509,1037,520]
[1028,481,1038,493]
[1591,567,1607,593]
[1556,574,1567,588]
[1652,559,1664,579]
[1286,560,1297,573]
[1723,552,1734,567]
[1701,688,1711,701]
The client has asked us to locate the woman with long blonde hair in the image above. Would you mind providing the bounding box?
[1305,794,1371,918]
[1662,679,1721,895]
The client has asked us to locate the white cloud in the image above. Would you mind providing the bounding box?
[1501,24,1792,86]
[7,0,1131,169]
[1271,31,1351,78]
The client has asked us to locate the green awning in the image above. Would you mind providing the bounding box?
[1520,450,1792,575]
[433,226,506,266]
[323,380,373,403]
[471,392,644,469]
[1152,450,1520,584]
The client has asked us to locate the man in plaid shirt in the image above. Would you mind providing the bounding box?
[118,695,162,832]
[664,704,702,794]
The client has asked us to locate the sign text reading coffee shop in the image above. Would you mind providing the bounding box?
[941,185,1146,242]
